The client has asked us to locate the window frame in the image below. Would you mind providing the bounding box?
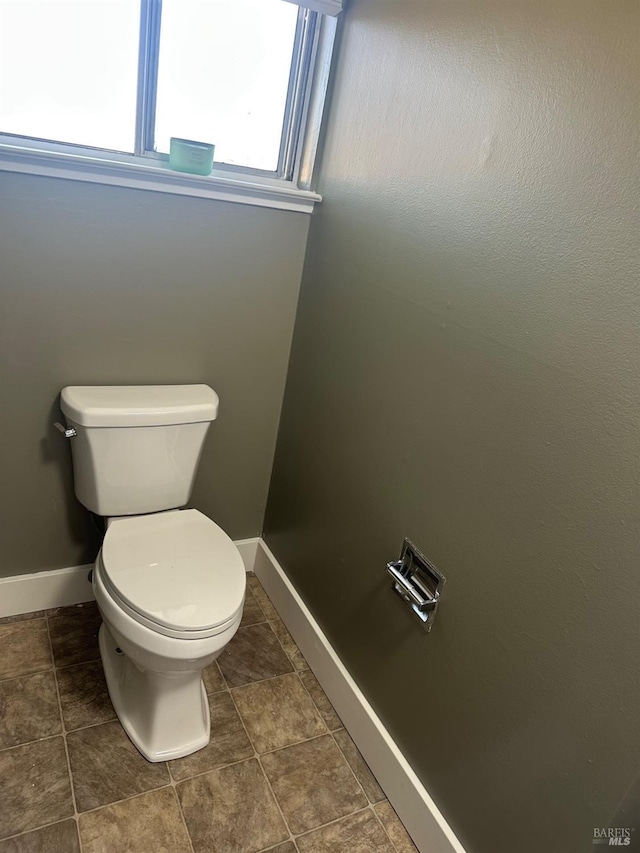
[0,0,336,212]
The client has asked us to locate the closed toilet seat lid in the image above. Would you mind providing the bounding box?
[101,510,245,635]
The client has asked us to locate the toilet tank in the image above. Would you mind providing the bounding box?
[60,385,219,516]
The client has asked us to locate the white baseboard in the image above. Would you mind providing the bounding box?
[0,563,95,618]
[233,537,260,573]
[254,539,466,853]
[0,537,261,619]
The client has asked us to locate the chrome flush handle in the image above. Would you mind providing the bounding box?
[54,422,77,439]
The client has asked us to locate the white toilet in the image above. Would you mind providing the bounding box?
[60,385,246,762]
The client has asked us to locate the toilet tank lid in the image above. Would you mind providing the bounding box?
[61,385,219,427]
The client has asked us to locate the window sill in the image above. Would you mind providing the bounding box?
[0,142,322,214]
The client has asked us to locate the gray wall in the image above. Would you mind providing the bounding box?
[264,1,640,851]
[0,172,309,576]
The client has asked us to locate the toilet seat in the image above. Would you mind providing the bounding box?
[100,509,246,640]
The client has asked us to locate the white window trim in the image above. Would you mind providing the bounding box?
[0,3,339,214]
[284,0,342,16]
[0,139,322,213]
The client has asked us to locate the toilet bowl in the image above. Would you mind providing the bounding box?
[92,508,245,762]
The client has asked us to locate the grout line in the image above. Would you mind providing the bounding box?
[330,728,387,805]
[291,803,377,844]
[169,752,255,787]
[53,714,119,737]
[0,816,79,846]
[256,730,331,760]
[73,783,175,818]
[328,728,371,806]
[296,670,343,732]
[0,612,46,626]
[0,731,69,754]
[259,842,300,853]
[228,669,303,694]
[2,735,61,757]
[256,752,296,846]
[370,802,404,853]
[53,656,102,673]
[44,611,83,853]
[167,781,196,853]
[245,581,268,619]
[0,664,54,685]
[227,687,296,847]
[164,727,351,789]
[249,577,309,673]
[49,659,102,673]
[241,616,267,628]
[204,687,227,697]
[217,661,232,691]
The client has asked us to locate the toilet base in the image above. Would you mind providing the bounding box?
[99,624,211,762]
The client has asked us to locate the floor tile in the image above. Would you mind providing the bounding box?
[261,734,367,835]
[48,603,102,669]
[0,819,80,853]
[56,660,115,731]
[299,670,342,731]
[270,618,307,671]
[202,660,225,694]
[169,691,253,781]
[67,720,170,812]
[0,671,61,749]
[0,737,74,839]
[218,622,293,688]
[246,574,280,622]
[333,729,385,803]
[0,620,51,681]
[240,586,266,627]
[296,809,395,853]
[177,757,288,853]
[233,673,325,754]
[79,787,191,853]
[0,611,45,626]
[374,801,419,853]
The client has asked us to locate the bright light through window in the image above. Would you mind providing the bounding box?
[154,0,299,171]
[0,0,337,194]
[0,0,140,152]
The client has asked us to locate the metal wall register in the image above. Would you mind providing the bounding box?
[387,539,445,631]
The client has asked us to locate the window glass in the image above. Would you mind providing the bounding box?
[0,0,140,152]
[154,0,299,171]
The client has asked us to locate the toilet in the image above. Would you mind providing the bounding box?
[60,385,246,762]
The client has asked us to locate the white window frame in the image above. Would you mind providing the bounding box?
[0,0,340,213]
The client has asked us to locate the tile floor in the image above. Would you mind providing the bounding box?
[0,573,418,853]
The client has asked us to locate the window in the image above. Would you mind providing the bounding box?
[155,0,299,173]
[0,0,140,152]
[0,0,341,211]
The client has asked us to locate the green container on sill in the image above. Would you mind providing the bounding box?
[169,137,215,176]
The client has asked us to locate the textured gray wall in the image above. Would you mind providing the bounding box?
[264,1,640,851]
[0,173,309,576]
